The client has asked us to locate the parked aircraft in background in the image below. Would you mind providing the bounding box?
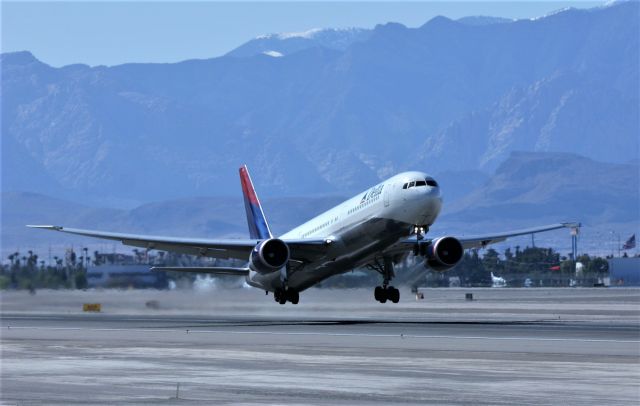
[491,272,507,288]
[30,166,577,304]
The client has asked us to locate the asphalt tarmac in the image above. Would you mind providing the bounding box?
[1,288,639,405]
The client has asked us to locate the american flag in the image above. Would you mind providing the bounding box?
[622,234,636,250]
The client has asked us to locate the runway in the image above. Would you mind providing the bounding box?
[1,288,639,405]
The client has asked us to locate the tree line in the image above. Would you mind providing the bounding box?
[1,246,610,290]
[2,249,88,290]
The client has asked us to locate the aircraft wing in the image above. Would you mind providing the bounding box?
[453,222,579,250]
[396,222,579,253]
[27,225,329,262]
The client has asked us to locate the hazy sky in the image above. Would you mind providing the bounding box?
[2,1,604,67]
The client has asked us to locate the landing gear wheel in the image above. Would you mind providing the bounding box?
[370,256,399,304]
[375,286,388,303]
[374,286,399,303]
[374,286,384,302]
[274,289,287,305]
[388,286,400,303]
[274,288,299,305]
[287,289,299,305]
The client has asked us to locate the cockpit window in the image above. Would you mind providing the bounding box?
[404,178,438,189]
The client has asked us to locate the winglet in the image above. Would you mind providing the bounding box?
[239,165,272,240]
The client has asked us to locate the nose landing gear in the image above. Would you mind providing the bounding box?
[412,225,431,256]
[413,225,428,240]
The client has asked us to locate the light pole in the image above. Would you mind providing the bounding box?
[610,231,620,258]
[610,231,615,257]
[571,226,579,262]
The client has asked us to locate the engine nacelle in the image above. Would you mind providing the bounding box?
[424,236,463,272]
[249,238,290,274]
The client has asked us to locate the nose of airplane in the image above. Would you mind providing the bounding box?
[419,180,440,198]
[422,185,442,218]
[409,189,442,226]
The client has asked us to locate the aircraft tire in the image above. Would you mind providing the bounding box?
[374,286,384,302]
[389,287,400,303]
[379,287,388,303]
[288,290,299,305]
[275,289,287,304]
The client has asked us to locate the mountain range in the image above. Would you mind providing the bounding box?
[2,1,637,205]
[3,151,637,256]
[226,27,372,58]
[2,2,638,257]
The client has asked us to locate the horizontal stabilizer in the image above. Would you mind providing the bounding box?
[150,267,249,275]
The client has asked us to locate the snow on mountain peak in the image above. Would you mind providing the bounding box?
[256,28,323,40]
[256,27,365,41]
[262,50,283,57]
[528,7,573,21]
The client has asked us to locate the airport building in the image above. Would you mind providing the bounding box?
[86,265,167,289]
[608,257,640,286]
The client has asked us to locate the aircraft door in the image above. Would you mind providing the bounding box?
[384,183,390,207]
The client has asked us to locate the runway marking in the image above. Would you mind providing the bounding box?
[4,326,639,344]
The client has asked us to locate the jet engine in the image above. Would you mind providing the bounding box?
[424,236,463,271]
[249,238,290,274]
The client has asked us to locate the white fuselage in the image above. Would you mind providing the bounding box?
[246,171,443,292]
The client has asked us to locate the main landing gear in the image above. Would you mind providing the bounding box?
[368,256,400,304]
[273,288,299,305]
[272,263,300,305]
[374,285,399,303]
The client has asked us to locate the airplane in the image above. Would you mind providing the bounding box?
[29,166,578,304]
[491,272,507,288]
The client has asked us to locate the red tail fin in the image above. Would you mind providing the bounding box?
[239,165,272,240]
